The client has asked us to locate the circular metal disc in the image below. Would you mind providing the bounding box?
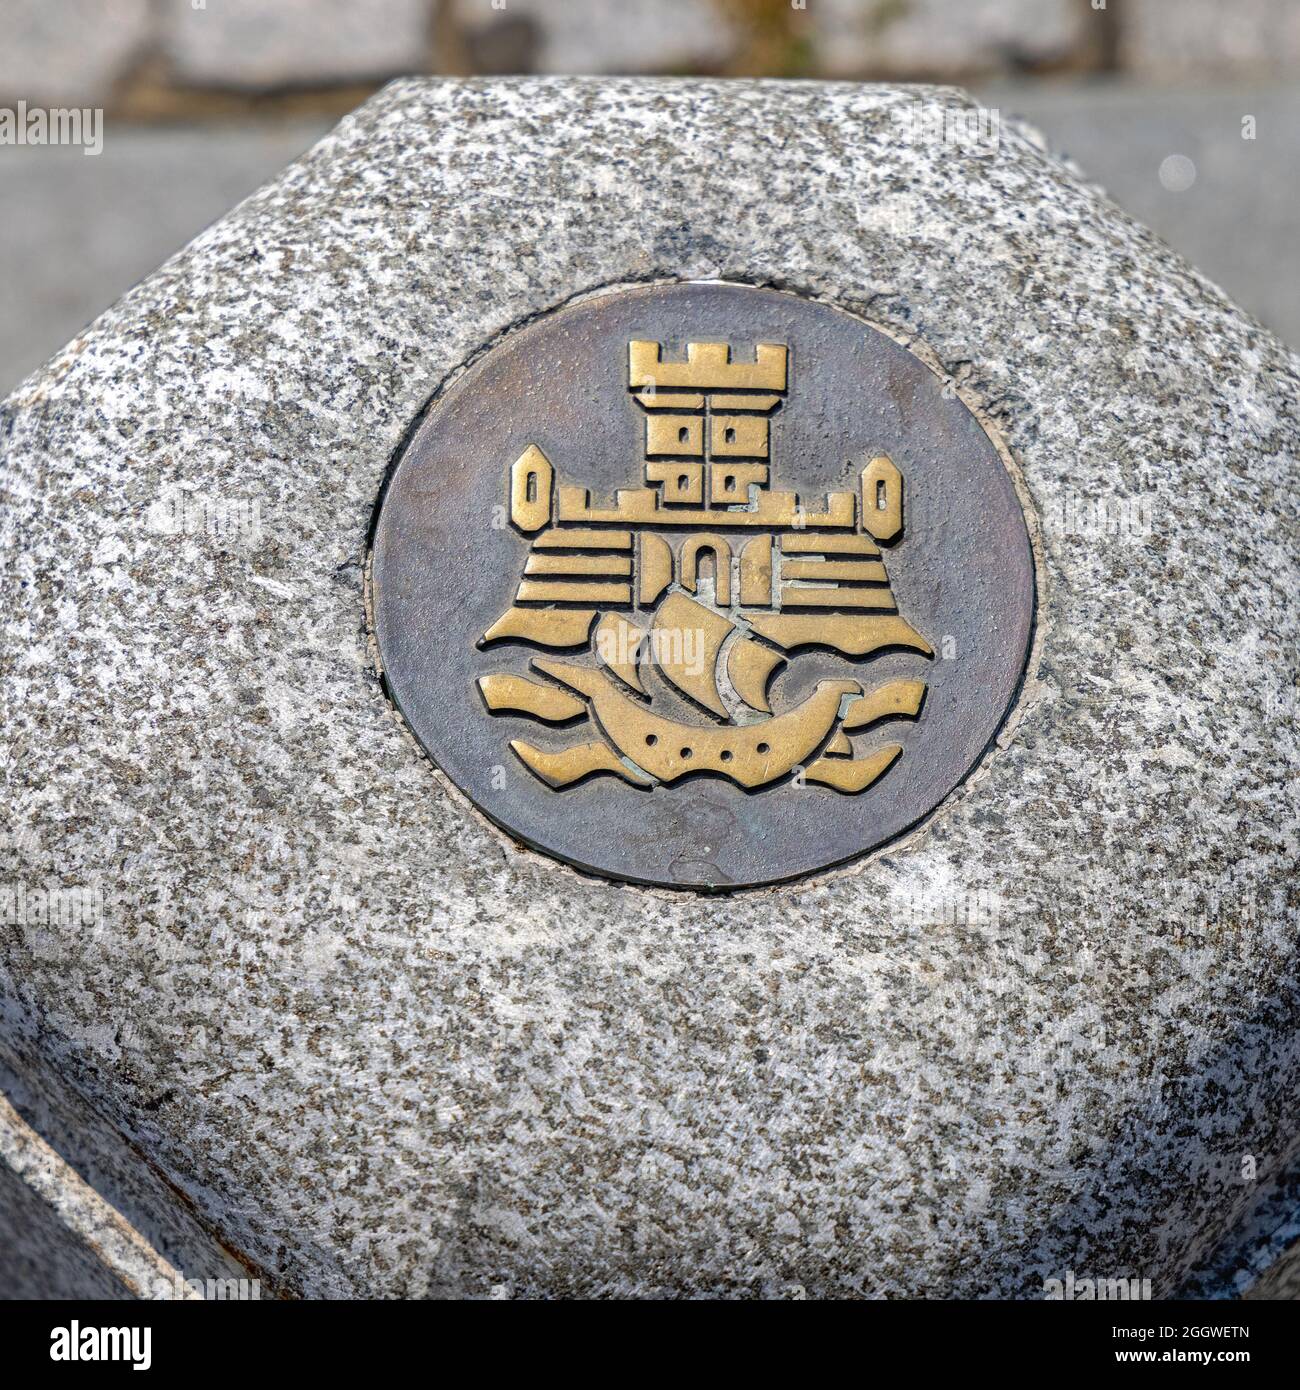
[371,282,1035,889]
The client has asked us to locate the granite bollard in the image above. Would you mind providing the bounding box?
[1,78,1297,1298]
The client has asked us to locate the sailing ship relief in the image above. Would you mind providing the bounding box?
[477,337,933,794]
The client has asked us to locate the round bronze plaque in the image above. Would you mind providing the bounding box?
[371,282,1035,889]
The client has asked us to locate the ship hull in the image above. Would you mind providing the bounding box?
[533,658,860,788]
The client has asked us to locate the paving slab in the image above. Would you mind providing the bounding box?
[0,0,152,107]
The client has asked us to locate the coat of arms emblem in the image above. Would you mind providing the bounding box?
[479,337,933,795]
[371,281,1035,889]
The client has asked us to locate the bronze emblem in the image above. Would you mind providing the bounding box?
[371,283,1035,889]
[482,338,930,795]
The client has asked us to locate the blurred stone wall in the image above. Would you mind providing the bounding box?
[1,0,1297,111]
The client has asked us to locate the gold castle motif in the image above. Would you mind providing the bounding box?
[477,337,933,793]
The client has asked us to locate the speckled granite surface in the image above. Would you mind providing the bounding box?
[0,1159,133,1300]
[0,1082,196,1300]
[1246,1236,1300,1300]
[1,79,1297,1298]
[0,1037,250,1297]
[1179,1151,1300,1298]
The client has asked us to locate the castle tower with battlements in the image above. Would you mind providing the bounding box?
[628,339,787,508]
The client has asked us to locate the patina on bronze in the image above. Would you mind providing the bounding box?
[370,282,1035,889]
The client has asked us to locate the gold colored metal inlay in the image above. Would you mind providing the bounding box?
[477,337,933,794]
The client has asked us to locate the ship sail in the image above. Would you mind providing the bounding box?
[640,592,785,719]
[649,593,732,717]
[727,639,784,714]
